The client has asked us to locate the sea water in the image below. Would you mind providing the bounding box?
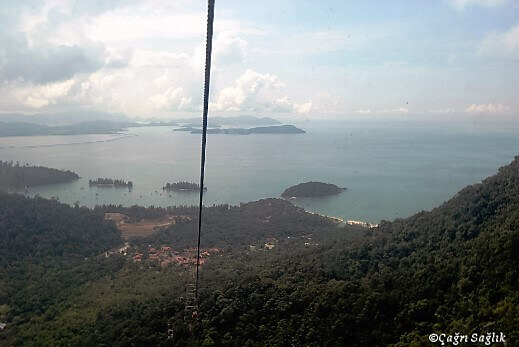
[1,119,518,223]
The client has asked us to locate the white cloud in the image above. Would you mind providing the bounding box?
[274,97,313,114]
[465,103,510,113]
[213,31,248,65]
[429,107,457,114]
[448,0,507,9]
[67,50,203,115]
[478,24,519,58]
[0,1,112,84]
[0,79,75,110]
[82,1,254,45]
[210,69,282,112]
[0,0,279,116]
[293,101,313,114]
[87,11,205,42]
[210,70,312,113]
[148,87,193,111]
[192,31,249,69]
[356,107,409,114]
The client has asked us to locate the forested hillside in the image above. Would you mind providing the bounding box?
[0,193,123,345]
[163,156,518,345]
[0,157,518,346]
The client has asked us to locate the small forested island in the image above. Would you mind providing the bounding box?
[89,178,133,188]
[0,161,79,189]
[175,124,305,135]
[162,181,206,191]
[281,181,345,198]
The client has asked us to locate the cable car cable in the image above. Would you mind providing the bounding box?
[195,0,215,307]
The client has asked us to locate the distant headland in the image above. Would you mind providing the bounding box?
[175,125,306,135]
[281,182,345,198]
[0,161,79,189]
[0,114,304,138]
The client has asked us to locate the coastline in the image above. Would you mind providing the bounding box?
[0,133,136,150]
[305,210,378,228]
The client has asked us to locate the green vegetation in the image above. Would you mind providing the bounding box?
[0,192,123,345]
[282,181,345,197]
[89,178,133,188]
[162,181,206,192]
[1,156,518,345]
[0,161,79,189]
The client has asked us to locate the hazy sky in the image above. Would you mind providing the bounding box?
[0,0,518,120]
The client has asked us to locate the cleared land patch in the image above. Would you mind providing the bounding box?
[105,212,188,239]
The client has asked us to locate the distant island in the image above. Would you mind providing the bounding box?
[281,182,345,198]
[0,115,285,137]
[162,181,206,192]
[0,161,79,189]
[175,125,306,135]
[89,178,133,188]
[176,115,281,127]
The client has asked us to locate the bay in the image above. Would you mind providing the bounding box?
[0,119,518,223]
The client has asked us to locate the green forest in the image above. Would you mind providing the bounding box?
[0,156,518,345]
[0,161,79,189]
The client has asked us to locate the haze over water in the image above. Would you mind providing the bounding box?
[1,119,518,223]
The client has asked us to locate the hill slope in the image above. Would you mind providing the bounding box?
[169,156,519,345]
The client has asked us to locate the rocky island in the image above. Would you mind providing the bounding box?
[281,182,345,198]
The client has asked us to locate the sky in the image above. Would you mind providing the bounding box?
[0,0,518,121]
